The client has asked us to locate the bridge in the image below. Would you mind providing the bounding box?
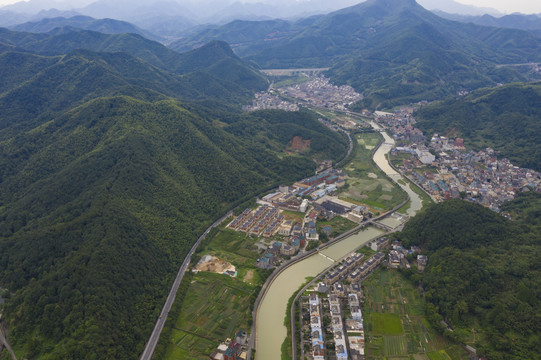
[317,250,336,263]
[371,221,395,232]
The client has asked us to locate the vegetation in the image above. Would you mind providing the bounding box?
[340,133,408,211]
[363,268,468,359]
[397,194,541,360]
[416,82,541,171]
[0,32,348,359]
[163,272,257,359]
[172,0,541,107]
[316,216,357,238]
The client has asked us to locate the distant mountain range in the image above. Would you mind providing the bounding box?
[436,11,541,37]
[171,0,541,108]
[0,0,511,38]
[9,15,162,41]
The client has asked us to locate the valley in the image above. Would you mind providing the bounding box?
[0,0,540,360]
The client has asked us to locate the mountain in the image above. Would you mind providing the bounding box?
[0,28,268,94]
[415,82,541,171]
[9,15,161,41]
[417,0,501,16]
[436,12,541,34]
[0,30,348,359]
[172,0,541,108]
[398,195,541,359]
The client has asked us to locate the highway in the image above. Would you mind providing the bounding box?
[0,321,17,360]
[139,211,232,360]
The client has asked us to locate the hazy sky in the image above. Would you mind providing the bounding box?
[0,0,540,15]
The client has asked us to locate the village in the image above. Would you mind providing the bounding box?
[375,110,541,212]
[224,168,381,270]
[204,75,540,360]
[243,75,363,113]
[298,234,429,360]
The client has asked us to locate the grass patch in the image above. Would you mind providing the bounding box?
[316,216,357,238]
[281,210,305,223]
[339,132,408,211]
[371,313,404,335]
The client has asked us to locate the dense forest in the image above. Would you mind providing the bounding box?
[398,194,541,360]
[0,30,347,359]
[415,82,541,171]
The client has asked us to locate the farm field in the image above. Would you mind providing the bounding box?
[340,133,408,212]
[163,272,257,359]
[363,268,469,360]
[162,221,268,360]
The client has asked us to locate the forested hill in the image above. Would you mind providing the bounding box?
[398,195,541,360]
[170,0,541,108]
[0,32,348,359]
[0,27,268,93]
[415,82,541,171]
[9,15,161,42]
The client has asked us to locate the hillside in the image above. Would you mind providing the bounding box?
[171,0,541,107]
[398,195,541,360]
[0,33,347,359]
[415,82,541,171]
[0,28,268,93]
[9,15,161,41]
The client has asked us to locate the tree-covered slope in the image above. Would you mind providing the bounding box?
[415,82,541,171]
[0,28,268,93]
[0,31,347,359]
[9,15,161,42]
[398,195,541,360]
[171,0,541,107]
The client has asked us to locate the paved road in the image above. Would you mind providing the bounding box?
[0,322,17,360]
[139,211,232,360]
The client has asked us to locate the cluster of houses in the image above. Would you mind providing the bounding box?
[328,294,348,360]
[305,249,388,360]
[293,169,347,200]
[278,75,363,111]
[324,250,386,286]
[228,205,284,237]
[209,330,248,360]
[346,293,365,359]
[380,108,541,213]
[385,240,428,272]
[242,91,299,112]
[309,294,325,360]
[307,290,366,360]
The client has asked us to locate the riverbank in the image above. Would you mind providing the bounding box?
[252,120,425,359]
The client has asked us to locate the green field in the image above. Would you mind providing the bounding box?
[363,268,468,359]
[340,133,408,212]
[371,313,404,335]
[162,221,268,360]
[164,272,257,359]
[316,216,358,238]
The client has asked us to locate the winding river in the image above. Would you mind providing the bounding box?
[254,124,423,359]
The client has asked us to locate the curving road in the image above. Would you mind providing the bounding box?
[139,211,232,360]
[0,322,17,360]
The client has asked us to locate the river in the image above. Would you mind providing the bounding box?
[371,122,423,217]
[254,123,423,359]
[255,227,384,359]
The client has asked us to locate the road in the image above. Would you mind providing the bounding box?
[139,211,232,360]
[0,322,17,360]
